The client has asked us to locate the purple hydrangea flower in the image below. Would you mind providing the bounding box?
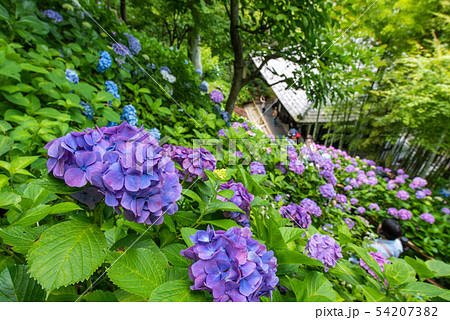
[216,180,254,227]
[288,159,305,175]
[45,123,182,225]
[419,213,435,224]
[344,185,353,192]
[210,90,224,104]
[319,183,336,200]
[345,165,356,173]
[398,209,412,220]
[218,129,228,138]
[387,182,396,190]
[250,161,266,175]
[368,203,380,212]
[397,169,404,175]
[112,43,132,57]
[234,151,243,158]
[356,207,366,214]
[442,207,450,215]
[360,251,390,286]
[394,175,406,184]
[423,188,432,196]
[415,190,426,199]
[304,233,343,272]
[350,198,358,205]
[279,203,312,230]
[124,33,141,55]
[344,218,355,230]
[43,10,63,23]
[275,162,287,175]
[336,194,347,204]
[181,227,278,302]
[287,147,298,161]
[274,195,283,203]
[300,198,322,217]
[163,145,217,182]
[387,208,398,218]
[409,177,428,190]
[396,190,410,200]
[366,170,376,177]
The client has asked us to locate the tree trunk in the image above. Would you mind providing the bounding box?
[312,101,321,141]
[225,0,245,115]
[106,0,110,9]
[188,5,202,71]
[120,0,128,24]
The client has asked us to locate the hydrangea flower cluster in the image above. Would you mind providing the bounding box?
[79,101,93,120]
[275,162,287,175]
[279,203,312,230]
[250,161,266,175]
[220,111,231,127]
[442,207,450,215]
[210,90,224,104]
[274,195,284,203]
[419,213,435,224]
[396,190,410,200]
[409,177,428,190]
[180,226,278,302]
[415,190,426,199]
[344,218,355,230]
[300,198,322,217]
[359,251,390,285]
[199,81,209,93]
[304,233,343,272]
[120,104,138,126]
[216,180,254,227]
[65,69,79,84]
[45,122,182,225]
[148,128,161,141]
[194,68,203,77]
[112,43,132,57]
[336,194,347,204]
[163,145,217,182]
[368,203,380,212]
[288,159,305,175]
[97,51,112,72]
[124,33,141,55]
[43,10,63,23]
[161,69,176,83]
[319,183,336,200]
[357,207,366,215]
[105,80,121,100]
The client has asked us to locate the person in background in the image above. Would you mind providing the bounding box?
[304,134,317,152]
[272,105,279,127]
[371,218,403,258]
[260,95,266,114]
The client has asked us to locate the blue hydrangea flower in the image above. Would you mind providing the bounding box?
[195,68,203,77]
[148,128,161,141]
[124,33,141,55]
[97,51,112,72]
[120,104,138,126]
[44,10,63,23]
[65,69,79,84]
[79,101,93,120]
[112,43,132,57]
[107,121,118,127]
[199,81,209,93]
[105,80,121,100]
[160,66,171,74]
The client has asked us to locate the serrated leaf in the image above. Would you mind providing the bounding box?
[218,189,234,199]
[82,290,118,302]
[12,204,52,226]
[399,282,447,297]
[50,202,81,214]
[206,199,244,213]
[0,192,22,210]
[275,250,324,267]
[404,256,435,279]
[149,280,206,302]
[0,135,13,157]
[161,243,190,267]
[180,227,197,247]
[0,226,46,254]
[279,227,305,243]
[425,260,450,278]
[113,289,147,302]
[27,220,107,291]
[0,265,45,302]
[32,175,80,194]
[201,219,240,230]
[305,271,338,301]
[102,108,121,123]
[107,247,168,298]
